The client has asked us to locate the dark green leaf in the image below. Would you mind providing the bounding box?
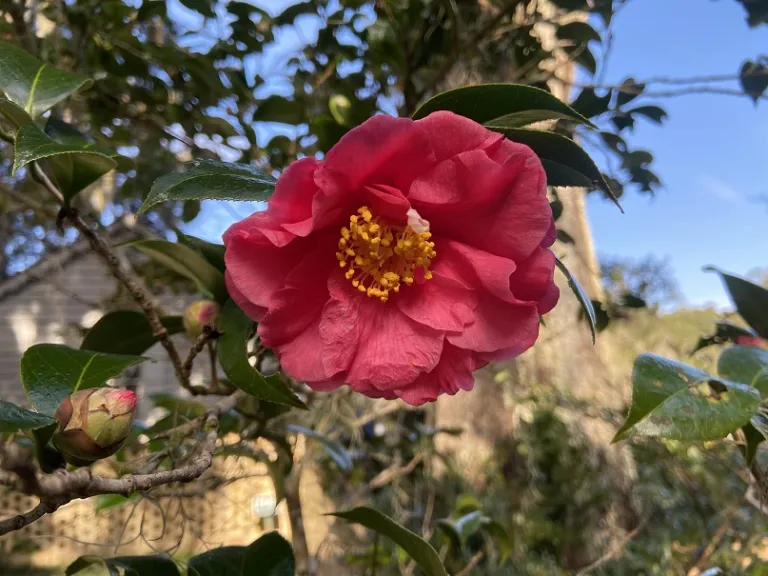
[617,78,645,106]
[241,532,295,576]
[718,345,768,396]
[413,84,594,127]
[620,292,647,309]
[12,122,118,199]
[180,0,215,17]
[741,421,765,466]
[705,267,768,338]
[182,200,201,223]
[177,233,226,273]
[286,425,353,471]
[0,97,33,128]
[484,109,589,129]
[613,354,760,442]
[555,257,597,344]
[436,510,486,548]
[20,344,149,415]
[566,45,597,75]
[611,111,635,132]
[66,556,114,576]
[0,399,55,433]
[81,311,184,355]
[252,95,304,124]
[310,115,348,153]
[137,1,166,20]
[122,239,227,303]
[556,229,575,244]
[273,0,315,26]
[591,299,611,332]
[139,160,276,214]
[541,159,594,188]
[0,40,91,118]
[502,128,621,210]
[557,22,601,43]
[218,300,308,409]
[570,87,612,118]
[331,507,448,576]
[187,547,245,576]
[551,0,588,8]
[628,105,667,124]
[740,60,768,103]
[110,556,180,576]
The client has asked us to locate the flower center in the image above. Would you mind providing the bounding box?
[336,206,436,303]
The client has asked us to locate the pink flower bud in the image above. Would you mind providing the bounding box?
[183,300,221,340]
[736,335,768,350]
[53,388,137,465]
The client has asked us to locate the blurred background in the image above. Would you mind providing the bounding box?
[2,0,768,574]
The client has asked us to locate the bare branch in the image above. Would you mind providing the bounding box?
[0,499,64,536]
[574,517,648,576]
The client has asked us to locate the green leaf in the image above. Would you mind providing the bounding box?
[94,493,140,513]
[501,128,621,211]
[241,532,296,576]
[122,239,227,303]
[273,0,315,26]
[555,257,597,344]
[613,354,761,443]
[412,84,594,127]
[177,233,226,273]
[740,60,768,103]
[484,109,590,129]
[331,507,447,576]
[286,425,353,471]
[705,267,768,338]
[66,556,114,576]
[252,95,304,124]
[691,321,756,355]
[628,105,667,124]
[570,87,612,118]
[218,300,308,409]
[0,40,91,118]
[180,0,216,17]
[20,344,149,415]
[617,78,645,106]
[541,159,594,189]
[0,399,55,433]
[718,345,768,396]
[742,421,765,465]
[0,98,33,128]
[12,122,118,199]
[81,311,184,355]
[109,556,180,576]
[557,22,601,43]
[187,547,246,576]
[436,510,486,549]
[139,160,276,215]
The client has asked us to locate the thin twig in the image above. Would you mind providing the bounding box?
[574,517,648,576]
[456,551,485,576]
[181,328,219,387]
[0,499,64,535]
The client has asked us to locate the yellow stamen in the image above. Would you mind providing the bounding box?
[335,206,436,303]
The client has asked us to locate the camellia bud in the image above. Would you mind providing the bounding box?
[53,388,137,466]
[183,299,221,340]
[736,335,768,350]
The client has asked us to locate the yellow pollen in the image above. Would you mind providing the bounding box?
[336,205,436,303]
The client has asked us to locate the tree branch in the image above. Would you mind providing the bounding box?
[0,498,64,536]
[574,517,648,576]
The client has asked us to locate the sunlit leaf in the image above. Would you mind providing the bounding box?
[718,345,768,396]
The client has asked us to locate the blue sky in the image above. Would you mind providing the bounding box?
[185,0,768,308]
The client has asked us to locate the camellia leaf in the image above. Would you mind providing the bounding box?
[20,344,149,415]
[177,232,226,273]
[705,267,768,338]
[218,300,308,409]
[0,399,55,433]
[436,510,486,549]
[613,354,761,443]
[12,122,118,199]
[718,345,768,396]
[81,311,184,356]
[252,95,304,124]
[0,98,33,128]
[331,507,448,576]
[187,546,246,576]
[484,109,589,129]
[0,40,91,118]
[741,420,765,466]
[66,555,179,576]
[570,87,612,119]
[286,424,353,471]
[66,556,114,576]
[501,128,622,211]
[138,160,276,215]
[122,239,228,303]
[412,83,594,127]
[628,105,667,124]
[691,321,757,355]
[557,21,601,43]
[555,257,597,344]
[241,532,296,576]
[740,60,768,104]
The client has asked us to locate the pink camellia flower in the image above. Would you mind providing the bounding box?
[223,112,559,405]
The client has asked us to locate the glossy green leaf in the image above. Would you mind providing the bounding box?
[0,399,55,433]
[743,418,767,465]
[436,510,486,548]
[122,239,227,303]
[218,300,307,409]
[557,21,601,43]
[187,546,246,576]
[331,507,447,576]
[66,556,114,576]
[241,532,295,576]
[613,354,761,443]
[138,160,276,214]
[501,128,621,210]
[718,345,768,396]
[628,105,667,124]
[412,84,594,127]
[177,233,226,273]
[705,267,768,338]
[570,87,612,118]
[0,98,33,128]
[109,556,180,576]
[555,257,597,344]
[0,40,91,118]
[541,159,595,189]
[485,109,589,129]
[81,311,184,355]
[286,424,353,471]
[12,123,118,199]
[20,344,149,415]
